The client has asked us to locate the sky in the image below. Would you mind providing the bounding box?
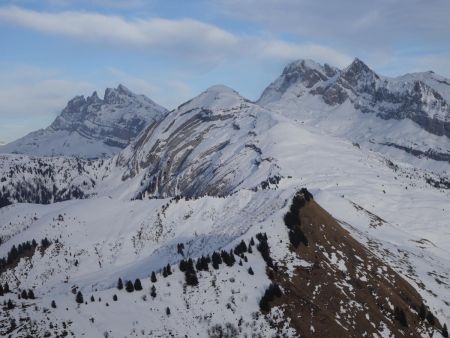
[0,0,450,143]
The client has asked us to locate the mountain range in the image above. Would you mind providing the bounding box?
[0,58,449,337]
[0,85,167,159]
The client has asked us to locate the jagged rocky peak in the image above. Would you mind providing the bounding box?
[281,59,337,88]
[104,84,136,104]
[340,57,380,87]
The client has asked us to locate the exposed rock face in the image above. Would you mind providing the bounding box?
[118,85,281,198]
[258,58,450,169]
[0,85,168,158]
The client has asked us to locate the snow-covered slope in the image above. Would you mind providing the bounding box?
[0,84,449,337]
[117,85,281,199]
[259,59,450,173]
[0,85,168,159]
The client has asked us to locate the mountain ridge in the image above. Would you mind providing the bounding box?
[0,85,168,159]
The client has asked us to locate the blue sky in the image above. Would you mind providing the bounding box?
[1,0,450,142]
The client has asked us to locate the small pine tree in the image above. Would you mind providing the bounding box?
[7,299,14,309]
[125,281,134,293]
[248,267,254,275]
[27,289,35,299]
[117,278,123,290]
[51,300,56,308]
[426,311,435,325]
[21,289,28,299]
[162,267,168,278]
[166,307,171,316]
[0,285,3,296]
[442,324,449,338]
[151,271,157,283]
[134,279,143,291]
[419,303,427,320]
[166,264,172,275]
[90,295,95,302]
[238,260,242,266]
[4,282,9,293]
[248,245,252,254]
[76,291,84,304]
[113,294,118,301]
[394,306,408,327]
[150,285,156,298]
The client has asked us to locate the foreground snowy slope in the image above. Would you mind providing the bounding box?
[259,58,450,173]
[0,85,168,159]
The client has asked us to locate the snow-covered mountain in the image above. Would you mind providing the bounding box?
[259,58,450,173]
[0,80,449,337]
[0,85,168,159]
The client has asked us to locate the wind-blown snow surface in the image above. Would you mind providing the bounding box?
[0,85,168,159]
[0,85,449,336]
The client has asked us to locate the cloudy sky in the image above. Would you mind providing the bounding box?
[1,0,449,142]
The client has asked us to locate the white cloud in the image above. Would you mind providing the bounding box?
[0,6,352,68]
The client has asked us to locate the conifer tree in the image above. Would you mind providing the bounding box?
[248,267,254,275]
[134,279,143,291]
[166,307,171,316]
[442,324,448,338]
[166,264,172,275]
[113,294,118,301]
[51,300,56,308]
[125,281,134,293]
[151,271,157,283]
[162,267,168,278]
[7,299,14,309]
[90,295,95,302]
[117,278,123,290]
[76,291,84,304]
[419,303,426,320]
[21,289,28,299]
[3,282,9,293]
[150,285,156,298]
[0,284,3,296]
[27,289,35,299]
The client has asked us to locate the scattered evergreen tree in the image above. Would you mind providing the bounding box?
[150,285,156,298]
[179,260,187,272]
[248,245,252,254]
[249,237,255,246]
[0,284,3,296]
[90,295,95,302]
[27,289,35,299]
[151,271,157,283]
[238,259,242,266]
[3,282,9,293]
[259,284,282,312]
[419,303,427,320]
[51,300,56,308]
[184,259,199,286]
[248,267,254,275]
[134,279,143,291]
[256,233,274,268]
[125,281,134,293]
[442,324,448,338]
[113,294,118,302]
[166,307,171,316]
[394,307,408,327]
[427,311,435,325]
[177,243,184,256]
[117,278,123,290]
[234,240,248,255]
[166,264,172,275]
[162,267,168,278]
[212,252,222,269]
[21,289,28,299]
[76,291,84,304]
[7,299,14,309]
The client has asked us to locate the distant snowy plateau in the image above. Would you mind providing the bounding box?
[0,59,449,337]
